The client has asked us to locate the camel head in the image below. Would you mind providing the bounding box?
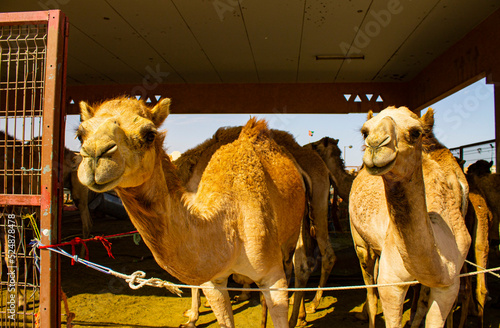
[361,106,427,179]
[76,97,171,192]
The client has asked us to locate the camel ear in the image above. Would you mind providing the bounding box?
[488,161,493,168]
[421,108,435,128]
[79,101,94,122]
[151,98,171,127]
[367,110,373,120]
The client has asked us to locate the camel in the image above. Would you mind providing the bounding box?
[349,106,471,328]
[305,137,355,203]
[462,159,498,326]
[466,160,500,248]
[75,97,306,328]
[174,125,337,327]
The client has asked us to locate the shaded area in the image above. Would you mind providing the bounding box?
[60,210,500,327]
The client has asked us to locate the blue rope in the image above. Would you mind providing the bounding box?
[33,240,114,275]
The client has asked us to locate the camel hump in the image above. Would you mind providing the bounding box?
[239,117,270,142]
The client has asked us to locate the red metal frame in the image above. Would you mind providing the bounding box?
[0,10,68,327]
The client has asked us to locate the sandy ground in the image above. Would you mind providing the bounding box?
[59,210,500,328]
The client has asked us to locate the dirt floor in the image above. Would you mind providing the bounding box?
[60,209,500,328]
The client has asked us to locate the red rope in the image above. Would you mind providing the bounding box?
[38,230,139,265]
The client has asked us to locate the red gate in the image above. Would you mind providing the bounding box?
[0,10,68,327]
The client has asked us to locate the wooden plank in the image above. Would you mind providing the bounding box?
[66,82,410,114]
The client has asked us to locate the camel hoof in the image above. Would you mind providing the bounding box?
[179,324,196,328]
[233,294,250,302]
[295,318,308,327]
[182,309,194,318]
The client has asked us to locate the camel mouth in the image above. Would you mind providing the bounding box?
[86,178,121,193]
[364,156,397,176]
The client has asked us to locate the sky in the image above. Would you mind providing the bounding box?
[63,78,496,168]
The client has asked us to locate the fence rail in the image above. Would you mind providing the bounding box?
[450,139,496,170]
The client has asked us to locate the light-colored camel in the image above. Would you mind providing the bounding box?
[304,137,355,203]
[174,125,337,327]
[349,106,471,328]
[76,97,306,328]
[408,116,471,328]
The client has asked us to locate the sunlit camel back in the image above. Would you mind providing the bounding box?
[175,124,336,326]
[76,97,306,328]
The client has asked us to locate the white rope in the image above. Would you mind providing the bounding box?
[36,240,500,294]
[104,265,500,293]
[464,259,500,278]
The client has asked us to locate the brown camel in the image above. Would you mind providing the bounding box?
[76,97,306,328]
[174,125,337,327]
[305,137,355,203]
[463,160,498,326]
[466,160,500,247]
[349,106,471,328]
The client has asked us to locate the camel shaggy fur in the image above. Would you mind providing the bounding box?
[76,97,306,328]
[349,106,470,328]
[174,125,336,327]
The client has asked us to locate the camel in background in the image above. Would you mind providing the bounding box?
[76,97,306,328]
[349,106,470,327]
[174,125,336,327]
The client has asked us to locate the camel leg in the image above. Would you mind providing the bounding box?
[260,292,268,328]
[232,274,253,302]
[181,288,201,328]
[377,247,412,328]
[289,223,312,327]
[425,281,460,328]
[474,208,490,327]
[410,285,430,328]
[306,200,336,314]
[352,226,379,328]
[201,280,234,328]
[258,271,289,328]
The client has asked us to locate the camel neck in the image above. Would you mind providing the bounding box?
[333,169,354,201]
[382,167,444,281]
[114,152,232,285]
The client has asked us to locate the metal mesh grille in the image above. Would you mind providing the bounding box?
[0,24,46,195]
[0,210,39,327]
[0,22,47,327]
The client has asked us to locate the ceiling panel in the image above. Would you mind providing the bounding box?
[1,0,498,85]
[106,0,221,83]
[376,0,500,82]
[335,0,442,82]
[172,1,258,83]
[240,0,305,82]
[297,0,372,82]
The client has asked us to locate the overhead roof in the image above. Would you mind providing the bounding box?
[3,0,499,86]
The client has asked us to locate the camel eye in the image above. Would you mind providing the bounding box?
[409,128,421,141]
[145,131,156,143]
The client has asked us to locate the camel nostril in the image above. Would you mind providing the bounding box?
[379,136,391,147]
[103,144,118,155]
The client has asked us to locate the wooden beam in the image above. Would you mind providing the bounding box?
[66,82,409,115]
[409,9,500,111]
